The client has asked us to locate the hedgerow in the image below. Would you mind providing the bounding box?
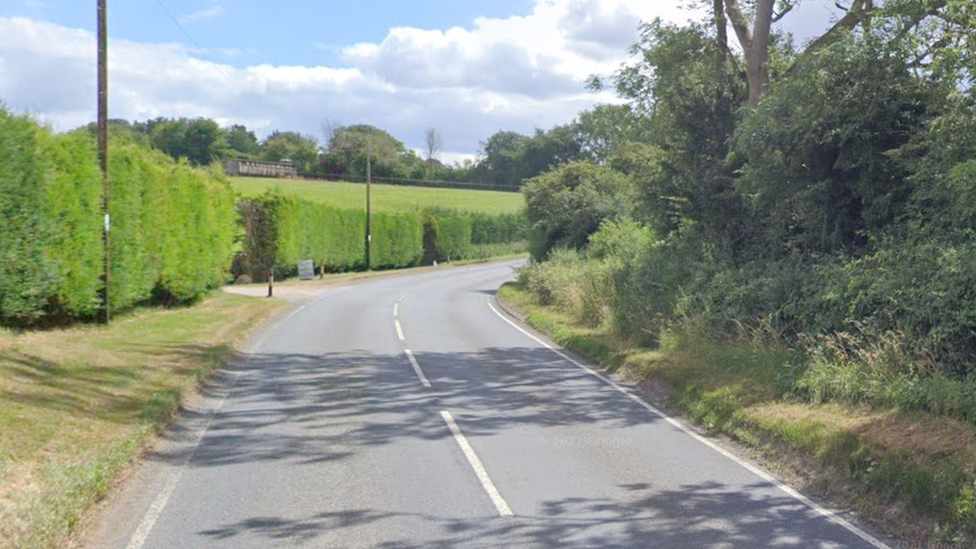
[0,108,236,325]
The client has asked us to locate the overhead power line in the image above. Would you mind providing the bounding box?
[148,0,265,112]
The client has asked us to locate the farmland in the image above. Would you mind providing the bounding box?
[230,177,525,214]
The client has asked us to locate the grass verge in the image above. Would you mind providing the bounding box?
[498,283,976,547]
[0,293,289,549]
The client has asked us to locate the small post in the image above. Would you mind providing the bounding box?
[365,139,372,271]
[267,268,274,298]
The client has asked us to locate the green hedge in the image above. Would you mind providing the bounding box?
[238,194,527,279]
[422,208,526,264]
[469,211,527,245]
[239,190,428,280]
[0,110,58,323]
[0,108,236,325]
[371,210,424,269]
[423,212,472,263]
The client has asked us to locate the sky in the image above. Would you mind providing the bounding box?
[0,0,837,162]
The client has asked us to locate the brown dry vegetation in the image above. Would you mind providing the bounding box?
[0,293,288,549]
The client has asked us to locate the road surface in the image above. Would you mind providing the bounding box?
[82,260,892,549]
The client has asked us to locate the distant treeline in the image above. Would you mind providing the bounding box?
[84,105,637,190]
[0,108,235,325]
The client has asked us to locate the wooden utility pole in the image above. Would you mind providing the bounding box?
[97,0,111,324]
[365,139,372,271]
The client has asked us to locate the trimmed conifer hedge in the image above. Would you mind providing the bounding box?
[0,108,236,325]
[238,193,527,280]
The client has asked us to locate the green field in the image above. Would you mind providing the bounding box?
[231,177,525,214]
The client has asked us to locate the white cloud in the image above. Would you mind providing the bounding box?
[0,1,702,154]
[178,2,225,25]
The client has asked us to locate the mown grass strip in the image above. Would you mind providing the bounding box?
[0,293,289,549]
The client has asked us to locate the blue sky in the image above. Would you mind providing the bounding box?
[1,0,534,68]
[0,0,834,160]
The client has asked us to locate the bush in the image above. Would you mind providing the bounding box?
[108,142,235,307]
[40,130,103,317]
[523,161,633,261]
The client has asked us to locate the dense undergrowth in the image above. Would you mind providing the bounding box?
[513,218,976,542]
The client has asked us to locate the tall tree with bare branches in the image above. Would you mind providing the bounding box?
[424,127,443,180]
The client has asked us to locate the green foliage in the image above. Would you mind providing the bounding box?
[320,124,411,179]
[523,161,633,261]
[238,193,526,278]
[261,131,319,174]
[225,124,260,158]
[371,210,423,269]
[606,19,748,253]
[733,36,934,255]
[469,211,527,245]
[150,117,228,167]
[238,190,370,280]
[0,108,235,325]
[41,131,105,317]
[107,141,235,308]
[0,110,58,323]
[422,212,472,263]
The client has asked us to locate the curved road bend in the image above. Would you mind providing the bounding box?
[83,260,892,549]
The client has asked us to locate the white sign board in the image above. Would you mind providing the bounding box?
[297,259,315,281]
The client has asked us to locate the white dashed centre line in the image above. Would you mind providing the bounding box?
[440,410,513,517]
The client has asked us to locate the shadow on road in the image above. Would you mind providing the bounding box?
[145,346,877,549]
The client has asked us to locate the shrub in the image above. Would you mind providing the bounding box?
[523,161,633,261]
[40,130,102,317]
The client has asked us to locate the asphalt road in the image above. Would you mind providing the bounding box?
[82,260,892,549]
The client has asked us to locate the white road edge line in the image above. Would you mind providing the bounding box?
[125,290,339,549]
[394,319,406,341]
[404,349,432,388]
[124,352,263,549]
[393,303,400,318]
[439,410,513,517]
[486,298,891,549]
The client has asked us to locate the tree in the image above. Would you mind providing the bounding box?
[733,35,935,255]
[321,124,409,179]
[523,161,634,260]
[423,128,443,180]
[225,124,260,158]
[149,117,227,166]
[262,131,319,173]
[473,131,530,187]
[574,104,651,163]
[707,0,973,105]
[605,20,749,255]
